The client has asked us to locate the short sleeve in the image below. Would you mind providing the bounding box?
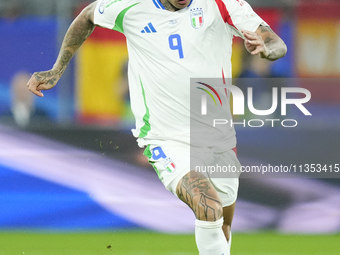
[93,0,117,29]
[215,0,269,38]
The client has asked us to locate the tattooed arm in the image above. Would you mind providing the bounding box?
[242,25,287,61]
[27,1,97,97]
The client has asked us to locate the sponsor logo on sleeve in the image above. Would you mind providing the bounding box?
[99,0,106,14]
[245,13,257,19]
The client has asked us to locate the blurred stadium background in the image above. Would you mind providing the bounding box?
[0,0,339,254]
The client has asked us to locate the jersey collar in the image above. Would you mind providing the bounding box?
[152,0,165,9]
[152,0,193,10]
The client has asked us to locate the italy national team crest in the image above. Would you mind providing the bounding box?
[163,157,176,173]
[190,8,204,29]
[151,147,177,173]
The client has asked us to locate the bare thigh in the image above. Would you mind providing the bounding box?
[176,171,223,222]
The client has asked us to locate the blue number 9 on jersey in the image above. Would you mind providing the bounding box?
[169,34,184,59]
[152,147,167,160]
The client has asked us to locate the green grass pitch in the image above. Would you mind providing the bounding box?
[0,231,339,255]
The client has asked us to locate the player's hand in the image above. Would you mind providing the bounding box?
[27,70,61,97]
[242,30,270,58]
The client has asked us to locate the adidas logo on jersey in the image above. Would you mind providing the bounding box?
[141,22,157,33]
[169,20,178,25]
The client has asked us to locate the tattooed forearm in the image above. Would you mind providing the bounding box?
[264,36,274,45]
[66,20,94,48]
[27,3,97,96]
[259,25,274,34]
[59,50,73,70]
[53,9,95,74]
[258,25,287,61]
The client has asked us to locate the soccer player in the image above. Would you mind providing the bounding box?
[27,0,287,254]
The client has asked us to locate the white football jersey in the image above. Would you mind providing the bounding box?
[94,0,268,149]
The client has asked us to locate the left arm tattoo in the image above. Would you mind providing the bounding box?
[257,25,287,61]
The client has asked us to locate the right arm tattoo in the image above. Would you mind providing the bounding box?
[53,6,96,75]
